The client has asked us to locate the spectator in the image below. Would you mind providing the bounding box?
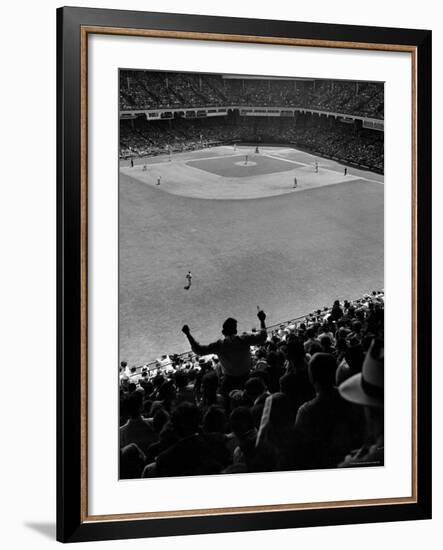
[336,343,365,385]
[154,379,176,412]
[120,392,158,455]
[244,376,270,426]
[304,327,320,354]
[319,335,335,354]
[198,371,224,414]
[264,393,311,470]
[147,403,230,477]
[295,353,364,468]
[182,309,267,404]
[120,443,146,479]
[202,405,227,434]
[338,339,384,467]
[265,351,286,393]
[329,300,344,322]
[279,370,313,420]
[174,370,195,406]
[318,322,335,345]
[229,406,274,472]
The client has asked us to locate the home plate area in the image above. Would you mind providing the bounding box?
[234,160,257,167]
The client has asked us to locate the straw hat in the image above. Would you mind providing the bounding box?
[338,339,384,408]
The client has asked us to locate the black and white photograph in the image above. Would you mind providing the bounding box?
[0,0,434,545]
[118,70,385,480]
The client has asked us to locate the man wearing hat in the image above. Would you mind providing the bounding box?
[338,338,384,467]
[181,309,268,403]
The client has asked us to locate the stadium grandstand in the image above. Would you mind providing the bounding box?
[120,71,384,174]
[120,292,384,478]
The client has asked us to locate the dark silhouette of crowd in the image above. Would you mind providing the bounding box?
[119,292,384,479]
[120,71,383,120]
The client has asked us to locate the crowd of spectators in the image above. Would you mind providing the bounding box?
[254,118,384,173]
[119,292,384,479]
[119,114,384,172]
[120,116,243,158]
[120,71,384,120]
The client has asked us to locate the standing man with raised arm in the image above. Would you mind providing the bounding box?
[181,309,268,404]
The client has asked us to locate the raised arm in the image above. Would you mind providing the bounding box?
[242,309,268,345]
[181,325,219,356]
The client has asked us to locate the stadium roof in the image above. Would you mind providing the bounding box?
[221,74,315,80]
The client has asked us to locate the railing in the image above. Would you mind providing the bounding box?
[124,292,383,379]
[119,105,384,123]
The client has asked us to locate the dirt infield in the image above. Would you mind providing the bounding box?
[119,145,368,200]
[119,146,384,364]
[187,153,295,177]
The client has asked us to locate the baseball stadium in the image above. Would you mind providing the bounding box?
[118,70,385,478]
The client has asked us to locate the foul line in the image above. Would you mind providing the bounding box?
[263,152,383,185]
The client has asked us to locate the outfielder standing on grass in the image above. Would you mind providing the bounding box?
[184,271,192,290]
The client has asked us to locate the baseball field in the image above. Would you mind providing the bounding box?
[119,145,384,364]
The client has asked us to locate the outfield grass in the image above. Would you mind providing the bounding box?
[119,147,383,364]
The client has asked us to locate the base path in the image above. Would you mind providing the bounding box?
[120,145,373,200]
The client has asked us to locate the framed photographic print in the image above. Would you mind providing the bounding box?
[57,6,432,543]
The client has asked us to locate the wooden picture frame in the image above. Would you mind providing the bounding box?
[57,6,432,543]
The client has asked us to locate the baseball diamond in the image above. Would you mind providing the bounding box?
[119,145,383,363]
